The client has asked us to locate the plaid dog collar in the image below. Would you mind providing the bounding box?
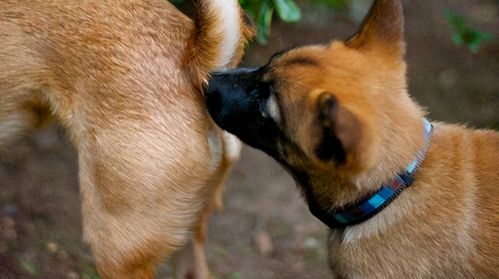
[309,118,434,229]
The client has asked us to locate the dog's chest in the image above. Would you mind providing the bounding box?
[328,233,410,279]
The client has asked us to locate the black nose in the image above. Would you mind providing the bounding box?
[204,67,261,126]
[204,72,226,119]
[205,75,223,114]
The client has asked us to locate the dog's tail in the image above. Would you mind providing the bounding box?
[183,0,253,83]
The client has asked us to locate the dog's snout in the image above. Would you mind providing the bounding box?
[205,78,223,112]
[205,72,229,98]
[204,67,261,128]
[205,74,219,97]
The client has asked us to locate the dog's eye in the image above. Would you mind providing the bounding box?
[260,94,281,124]
[259,99,270,118]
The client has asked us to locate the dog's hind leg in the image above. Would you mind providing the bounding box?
[172,210,212,279]
[171,171,228,279]
[76,115,222,278]
[212,132,242,211]
[172,131,241,279]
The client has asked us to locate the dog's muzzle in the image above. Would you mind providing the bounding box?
[204,68,260,128]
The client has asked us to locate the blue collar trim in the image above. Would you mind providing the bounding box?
[310,118,433,229]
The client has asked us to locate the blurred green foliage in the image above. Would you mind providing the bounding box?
[81,265,101,279]
[171,0,495,52]
[240,0,349,43]
[310,0,350,7]
[240,0,300,44]
[445,10,493,53]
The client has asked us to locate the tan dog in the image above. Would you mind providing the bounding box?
[204,0,499,277]
[0,0,253,278]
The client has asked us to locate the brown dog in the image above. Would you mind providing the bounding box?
[204,0,499,277]
[0,0,253,278]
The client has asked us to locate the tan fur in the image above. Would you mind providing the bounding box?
[252,0,498,277]
[0,0,252,278]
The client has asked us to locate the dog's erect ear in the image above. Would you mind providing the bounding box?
[312,91,364,167]
[345,0,404,57]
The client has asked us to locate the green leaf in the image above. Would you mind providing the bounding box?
[257,0,274,44]
[445,9,494,54]
[452,33,463,45]
[273,0,301,22]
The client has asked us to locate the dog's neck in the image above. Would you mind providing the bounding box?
[306,118,433,229]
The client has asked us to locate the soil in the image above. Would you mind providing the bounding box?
[1,0,497,278]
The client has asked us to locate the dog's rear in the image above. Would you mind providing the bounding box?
[0,0,249,142]
[0,0,252,277]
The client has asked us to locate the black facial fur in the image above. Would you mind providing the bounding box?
[205,67,283,157]
[204,63,312,166]
[204,51,348,172]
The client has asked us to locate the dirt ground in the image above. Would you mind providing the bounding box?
[1,0,498,278]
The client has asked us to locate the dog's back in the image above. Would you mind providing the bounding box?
[0,0,251,277]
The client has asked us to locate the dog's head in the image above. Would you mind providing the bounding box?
[205,0,421,193]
